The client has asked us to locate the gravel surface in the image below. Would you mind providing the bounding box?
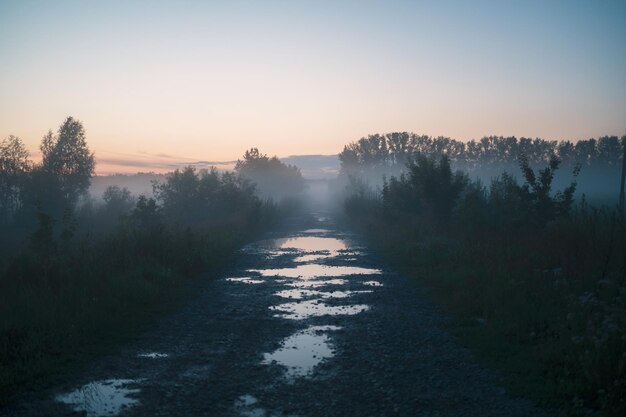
[4,213,548,417]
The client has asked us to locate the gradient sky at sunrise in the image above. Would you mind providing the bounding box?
[1,0,625,174]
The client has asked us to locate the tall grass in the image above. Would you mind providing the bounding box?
[343,165,625,416]
[0,200,284,405]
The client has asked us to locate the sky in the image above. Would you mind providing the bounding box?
[1,0,625,174]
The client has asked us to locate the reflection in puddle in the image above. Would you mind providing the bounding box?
[262,326,340,378]
[56,379,141,417]
[275,289,373,299]
[234,394,266,417]
[250,264,382,279]
[279,236,346,252]
[227,277,265,284]
[270,300,369,320]
[137,352,168,359]
[363,281,383,287]
[293,253,329,263]
[286,278,347,288]
[302,229,331,234]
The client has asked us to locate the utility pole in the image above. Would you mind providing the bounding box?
[619,135,626,216]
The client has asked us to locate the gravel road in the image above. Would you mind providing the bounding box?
[5,213,548,417]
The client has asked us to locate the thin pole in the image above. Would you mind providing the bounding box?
[619,135,626,216]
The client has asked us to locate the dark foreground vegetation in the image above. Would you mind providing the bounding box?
[341,133,626,416]
[0,119,301,404]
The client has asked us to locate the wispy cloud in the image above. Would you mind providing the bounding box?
[95,150,237,175]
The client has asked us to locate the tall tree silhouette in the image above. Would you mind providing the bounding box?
[22,117,95,220]
[0,135,31,221]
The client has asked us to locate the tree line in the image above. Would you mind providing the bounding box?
[340,132,624,173]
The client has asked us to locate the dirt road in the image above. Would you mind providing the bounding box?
[9,213,546,416]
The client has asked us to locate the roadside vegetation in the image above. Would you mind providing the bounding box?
[340,133,625,417]
[339,132,624,202]
[0,120,302,404]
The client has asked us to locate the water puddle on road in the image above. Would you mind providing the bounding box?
[293,253,329,263]
[270,299,370,320]
[262,326,341,378]
[275,289,373,299]
[137,352,168,359]
[227,277,265,284]
[280,236,348,262]
[56,379,141,417]
[237,230,384,382]
[286,278,347,288]
[249,264,382,279]
[234,394,266,417]
[302,228,331,234]
[278,236,345,252]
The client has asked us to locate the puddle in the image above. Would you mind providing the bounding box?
[342,251,363,256]
[275,289,373,299]
[137,352,168,359]
[249,264,382,279]
[262,326,340,378]
[302,228,331,233]
[279,236,346,252]
[293,253,330,263]
[56,379,141,417]
[234,394,266,417]
[363,280,383,287]
[286,278,347,288]
[270,300,369,320]
[227,277,265,284]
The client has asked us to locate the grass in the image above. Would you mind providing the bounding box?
[0,218,273,405]
[344,204,626,417]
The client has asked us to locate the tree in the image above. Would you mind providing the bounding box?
[382,155,467,226]
[20,117,95,221]
[40,117,95,206]
[101,185,136,226]
[153,166,260,228]
[235,148,305,200]
[153,166,202,226]
[0,135,31,221]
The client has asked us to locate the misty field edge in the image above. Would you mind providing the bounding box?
[342,214,625,417]
[0,222,274,407]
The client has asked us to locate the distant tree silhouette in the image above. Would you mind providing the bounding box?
[102,185,135,213]
[340,132,623,174]
[347,151,581,233]
[235,148,305,200]
[340,132,623,200]
[131,195,162,231]
[40,117,95,205]
[0,135,30,221]
[382,155,467,227]
[153,166,260,228]
[20,117,95,221]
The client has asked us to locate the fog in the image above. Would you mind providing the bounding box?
[1,123,625,416]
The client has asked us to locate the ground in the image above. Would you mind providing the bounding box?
[3,213,548,417]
